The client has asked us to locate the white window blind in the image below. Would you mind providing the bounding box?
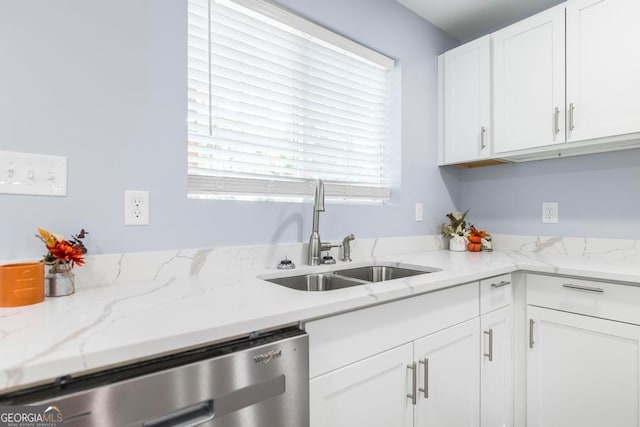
[188,0,395,201]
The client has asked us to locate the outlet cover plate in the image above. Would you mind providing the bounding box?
[125,190,149,225]
[542,201,558,224]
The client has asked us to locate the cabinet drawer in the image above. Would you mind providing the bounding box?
[480,274,512,314]
[305,282,479,378]
[527,274,640,325]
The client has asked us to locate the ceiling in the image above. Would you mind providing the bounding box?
[396,0,564,41]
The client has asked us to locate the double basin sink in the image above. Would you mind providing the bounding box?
[263,263,441,292]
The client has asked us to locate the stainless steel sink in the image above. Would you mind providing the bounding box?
[334,263,440,282]
[264,273,366,291]
[263,263,441,291]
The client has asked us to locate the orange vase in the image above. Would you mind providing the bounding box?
[0,262,45,307]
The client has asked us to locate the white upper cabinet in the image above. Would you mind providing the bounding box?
[492,5,566,155]
[566,0,640,143]
[440,36,491,165]
[439,0,640,163]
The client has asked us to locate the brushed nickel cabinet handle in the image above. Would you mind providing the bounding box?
[407,362,417,405]
[483,329,493,361]
[480,126,487,149]
[418,358,428,399]
[529,319,535,349]
[569,103,575,131]
[554,107,560,134]
[562,283,604,293]
[491,280,511,288]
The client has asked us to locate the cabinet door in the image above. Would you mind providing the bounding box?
[310,343,413,427]
[566,0,640,143]
[442,36,491,164]
[527,306,640,427]
[493,5,565,154]
[414,318,480,427]
[481,306,513,427]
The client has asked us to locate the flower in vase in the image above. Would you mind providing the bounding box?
[440,210,470,238]
[36,228,89,270]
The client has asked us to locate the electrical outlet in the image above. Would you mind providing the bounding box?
[415,203,423,222]
[125,190,149,225]
[131,197,144,208]
[542,201,558,224]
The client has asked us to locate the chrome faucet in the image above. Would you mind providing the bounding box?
[308,179,325,266]
[307,180,354,265]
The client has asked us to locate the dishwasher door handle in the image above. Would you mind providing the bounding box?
[144,400,214,427]
[144,375,286,426]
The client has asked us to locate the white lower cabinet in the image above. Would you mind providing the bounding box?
[309,271,640,427]
[481,306,513,427]
[310,343,413,427]
[310,318,482,427]
[527,305,640,427]
[306,280,514,427]
[414,318,480,427]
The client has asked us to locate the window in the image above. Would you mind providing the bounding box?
[187,0,395,201]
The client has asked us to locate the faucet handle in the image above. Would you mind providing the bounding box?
[320,242,341,252]
[319,242,340,265]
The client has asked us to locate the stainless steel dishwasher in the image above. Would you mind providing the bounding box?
[0,327,308,427]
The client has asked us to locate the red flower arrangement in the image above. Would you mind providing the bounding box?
[36,228,89,270]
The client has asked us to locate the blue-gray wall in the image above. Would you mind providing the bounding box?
[459,148,640,239]
[0,0,458,260]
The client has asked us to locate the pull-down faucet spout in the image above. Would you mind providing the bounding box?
[308,179,324,266]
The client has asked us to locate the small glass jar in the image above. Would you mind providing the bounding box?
[45,263,75,297]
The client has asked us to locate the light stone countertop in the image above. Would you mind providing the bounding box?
[1,234,639,392]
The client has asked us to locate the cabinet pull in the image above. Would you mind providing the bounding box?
[483,329,493,361]
[569,103,575,131]
[407,362,417,405]
[480,126,487,149]
[491,280,511,288]
[529,319,535,348]
[554,107,560,135]
[562,283,604,293]
[418,358,428,399]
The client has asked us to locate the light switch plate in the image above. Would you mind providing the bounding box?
[0,151,67,196]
